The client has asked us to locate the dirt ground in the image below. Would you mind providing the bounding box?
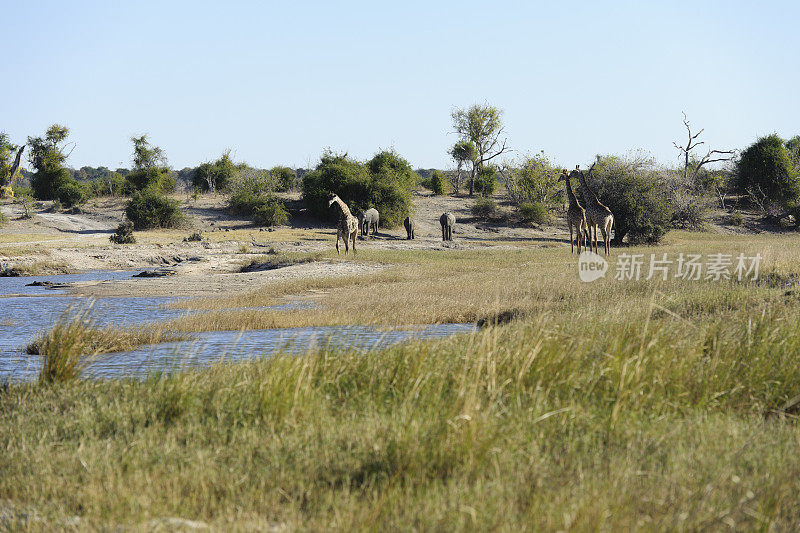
[0,189,768,298]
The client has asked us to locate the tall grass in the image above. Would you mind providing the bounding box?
[4,233,800,528]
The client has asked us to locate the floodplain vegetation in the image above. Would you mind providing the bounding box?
[3,231,800,529]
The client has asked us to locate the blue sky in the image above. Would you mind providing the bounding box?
[1,1,798,170]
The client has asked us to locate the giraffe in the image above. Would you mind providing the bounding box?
[558,170,588,254]
[575,164,614,255]
[328,193,358,255]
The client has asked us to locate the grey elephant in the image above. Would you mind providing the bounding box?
[440,212,455,241]
[360,208,379,238]
[404,216,415,240]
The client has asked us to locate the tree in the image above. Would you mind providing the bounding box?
[451,104,510,196]
[673,112,735,187]
[735,134,799,212]
[428,170,448,195]
[302,149,414,227]
[125,135,175,192]
[27,124,77,200]
[193,150,237,192]
[271,165,297,191]
[448,140,475,194]
[786,135,800,171]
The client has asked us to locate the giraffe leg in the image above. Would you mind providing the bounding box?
[600,226,608,255]
[352,231,357,255]
[569,223,574,254]
[336,230,341,254]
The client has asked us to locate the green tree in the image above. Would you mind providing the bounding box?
[428,170,448,195]
[271,166,297,191]
[449,140,475,194]
[302,149,413,227]
[193,150,237,192]
[451,104,509,196]
[786,135,800,171]
[735,134,799,211]
[125,135,175,192]
[27,124,77,200]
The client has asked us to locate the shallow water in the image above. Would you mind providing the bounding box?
[0,270,475,381]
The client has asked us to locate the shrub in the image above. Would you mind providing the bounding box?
[0,210,6,226]
[271,166,297,191]
[126,167,175,193]
[670,191,706,230]
[303,150,413,228]
[91,172,129,196]
[109,221,136,244]
[423,170,449,195]
[474,166,497,197]
[472,197,497,220]
[193,151,237,192]
[31,167,73,200]
[253,197,289,226]
[504,152,564,207]
[55,181,88,208]
[518,201,548,224]
[587,155,673,244]
[184,231,203,242]
[729,212,744,226]
[735,134,799,211]
[125,189,184,230]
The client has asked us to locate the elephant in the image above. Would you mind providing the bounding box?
[404,216,415,240]
[440,212,455,241]
[360,208,379,238]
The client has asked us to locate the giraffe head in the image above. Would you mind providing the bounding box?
[558,169,569,182]
[327,192,340,207]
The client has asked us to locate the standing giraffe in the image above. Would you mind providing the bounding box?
[575,164,614,255]
[328,193,358,255]
[558,170,588,254]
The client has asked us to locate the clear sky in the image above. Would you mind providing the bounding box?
[1,0,798,171]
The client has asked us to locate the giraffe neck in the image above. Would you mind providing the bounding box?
[565,176,580,210]
[332,197,352,219]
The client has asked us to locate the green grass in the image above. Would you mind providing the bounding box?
[3,232,800,528]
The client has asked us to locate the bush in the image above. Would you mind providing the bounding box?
[184,231,203,242]
[55,181,88,208]
[109,221,136,244]
[423,170,448,195]
[735,134,799,211]
[271,166,297,192]
[193,151,237,192]
[91,172,129,196]
[126,167,175,193]
[670,191,706,230]
[253,197,289,226]
[473,166,497,197]
[504,152,564,207]
[31,167,73,200]
[302,150,413,228]
[471,197,497,220]
[518,201,548,224]
[587,155,673,244]
[729,212,744,226]
[125,189,184,230]
[0,210,6,226]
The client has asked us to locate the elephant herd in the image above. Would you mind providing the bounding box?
[357,209,456,241]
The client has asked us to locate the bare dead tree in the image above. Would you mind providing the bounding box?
[673,112,736,185]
